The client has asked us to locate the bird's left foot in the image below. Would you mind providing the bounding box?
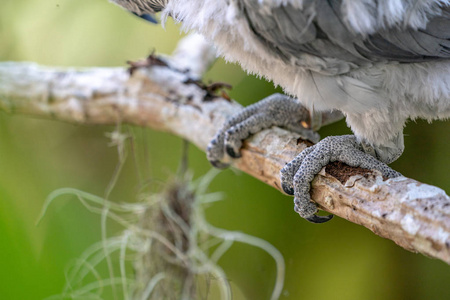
[280,135,402,223]
[207,94,320,168]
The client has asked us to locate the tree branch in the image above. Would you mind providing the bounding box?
[1,34,449,264]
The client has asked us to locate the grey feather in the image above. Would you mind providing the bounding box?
[240,0,450,71]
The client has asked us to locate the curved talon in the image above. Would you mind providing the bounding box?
[225,145,241,158]
[209,160,230,169]
[281,182,294,195]
[305,214,334,224]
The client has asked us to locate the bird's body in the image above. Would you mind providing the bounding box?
[111,0,450,222]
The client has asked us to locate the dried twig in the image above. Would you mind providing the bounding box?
[0,34,449,264]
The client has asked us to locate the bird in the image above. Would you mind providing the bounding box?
[109,0,450,223]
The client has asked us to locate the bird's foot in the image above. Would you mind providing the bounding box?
[280,135,402,223]
[207,93,320,168]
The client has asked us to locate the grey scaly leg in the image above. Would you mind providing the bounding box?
[207,94,401,224]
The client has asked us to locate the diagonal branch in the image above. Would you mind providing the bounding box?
[0,34,449,264]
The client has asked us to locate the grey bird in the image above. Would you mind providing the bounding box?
[109,0,450,223]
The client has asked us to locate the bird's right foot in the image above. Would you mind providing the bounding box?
[279,135,402,223]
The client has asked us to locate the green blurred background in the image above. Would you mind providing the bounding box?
[1,0,449,299]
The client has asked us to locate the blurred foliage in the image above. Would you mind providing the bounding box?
[1,0,449,299]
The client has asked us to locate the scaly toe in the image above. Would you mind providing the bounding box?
[225,145,242,158]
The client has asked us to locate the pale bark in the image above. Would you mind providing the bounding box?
[0,34,449,264]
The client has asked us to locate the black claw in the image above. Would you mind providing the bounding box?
[281,182,294,195]
[225,145,242,158]
[305,214,334,224]
[209,160,230,169]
